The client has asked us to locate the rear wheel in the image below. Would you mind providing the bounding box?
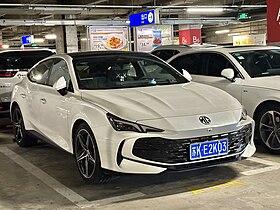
[256,104,280,153]
[12,106,37,147]
[74,123,108,183]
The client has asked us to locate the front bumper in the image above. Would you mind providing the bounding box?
[95,118,255,174]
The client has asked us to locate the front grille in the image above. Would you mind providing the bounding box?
[132,124,252,164]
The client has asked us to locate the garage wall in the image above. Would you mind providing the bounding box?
[203,19,267,44]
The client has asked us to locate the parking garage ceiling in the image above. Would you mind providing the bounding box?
[0,0,267,45]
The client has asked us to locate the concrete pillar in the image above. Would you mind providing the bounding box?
[54,15,78,54]
[55,25,65,54]
[0,31,2,45]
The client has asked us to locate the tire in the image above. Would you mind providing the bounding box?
[12,106,38,147]
[73,123,108,183]
[255,104,280,153]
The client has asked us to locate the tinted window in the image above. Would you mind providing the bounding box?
[231,49,280,78]
[169,53,203,75]
[28,60,53,84]
[0,50,54,71]
[152,50,180,61]
[47,59,71,88]
[205,53,236,77]
[73,54,188,90]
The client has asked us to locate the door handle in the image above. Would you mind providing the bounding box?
[40,98,47,104]
[20,93,26,98]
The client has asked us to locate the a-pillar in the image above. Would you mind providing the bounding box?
[55,15,78,54]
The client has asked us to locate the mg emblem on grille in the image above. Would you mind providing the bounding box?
[199,116,211,125]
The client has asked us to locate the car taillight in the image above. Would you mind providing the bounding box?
[0,70,18,78]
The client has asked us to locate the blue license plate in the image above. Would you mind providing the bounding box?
[190,139,228,160]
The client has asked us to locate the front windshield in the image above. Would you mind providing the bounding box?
[72,54,188,90]
[231,49,280,78]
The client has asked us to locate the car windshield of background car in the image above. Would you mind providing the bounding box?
[231,49,280,78]
[72,55,188,90]
[0,51,54,71]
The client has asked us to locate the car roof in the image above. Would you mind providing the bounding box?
[0,47,55,53]
[68,50,152,58]
[152,44,219,52]
[164,45,280,55]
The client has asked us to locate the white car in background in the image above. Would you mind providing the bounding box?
[0,48,55,116]
[168,45,280,153]
[11,51,255,183]
[151,44,218,61]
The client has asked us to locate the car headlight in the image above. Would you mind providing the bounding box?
[107,113,164,133]
[240,106,248,121]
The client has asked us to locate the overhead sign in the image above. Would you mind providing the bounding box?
[129,10,160,27]
[238,13,249,19]
[267,0,280,43]
[233,34,266,46]
[179,25,202,45]
[21,35,34,45]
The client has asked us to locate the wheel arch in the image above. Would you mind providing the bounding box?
[10,101,19,121]
[253,100,280,121]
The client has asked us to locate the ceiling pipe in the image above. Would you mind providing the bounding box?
[0,17,238,26]
[0,3,267,9]
[0,3,142,9]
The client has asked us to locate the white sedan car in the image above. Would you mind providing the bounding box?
[168,45,280,153]
[11,51,255,183]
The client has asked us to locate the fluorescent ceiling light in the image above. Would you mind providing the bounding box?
[228,32,241,36]
[33,38,45,43]
[215,29,230,34]
[45,34,57,39]
[2,44,10,49]
[81,38,89,41]
[186,8,224,14]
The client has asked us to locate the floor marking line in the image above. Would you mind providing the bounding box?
[0,147,145,209]
[241,157,280,176]
[0,147,88,208]
[81,192,146,208]
[248,157,280,166]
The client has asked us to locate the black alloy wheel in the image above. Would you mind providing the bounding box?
[12,106,37,147]
[256,104,280,153]
[74,123,106,183]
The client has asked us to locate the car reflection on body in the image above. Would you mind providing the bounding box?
[11,51,255,183]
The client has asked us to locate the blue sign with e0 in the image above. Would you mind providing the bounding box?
[129,10,159,27]
[21,35,34,45]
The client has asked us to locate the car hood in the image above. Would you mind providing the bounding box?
[81,83,241,121]
[245,76,280,91]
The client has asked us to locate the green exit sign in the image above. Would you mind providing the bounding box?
[239,13,249,19]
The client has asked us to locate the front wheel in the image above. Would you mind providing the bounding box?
[256,104,280,153]
[12,106,37,147]
[74,123,107,183]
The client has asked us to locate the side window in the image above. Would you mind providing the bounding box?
[152,50,180,61]
[205,53,237,77]
[47,59,71,89]
[28,60,53,84]
[169,54,203,75]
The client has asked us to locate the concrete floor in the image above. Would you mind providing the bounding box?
[0,121,280,210]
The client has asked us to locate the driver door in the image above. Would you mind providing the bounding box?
[38,58,73,151]
[197,53,244,103]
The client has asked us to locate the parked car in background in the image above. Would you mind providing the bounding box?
[167,45,280,153]
[151,44,218,61]
[0,48,55,116]
[11,51,255,183]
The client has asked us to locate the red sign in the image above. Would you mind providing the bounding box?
[267,0,280,43]
[179,29,201,45]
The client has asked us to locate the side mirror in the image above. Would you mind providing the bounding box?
[182,69,192,81]
[53,76,67,95]
[221,68,235,82]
